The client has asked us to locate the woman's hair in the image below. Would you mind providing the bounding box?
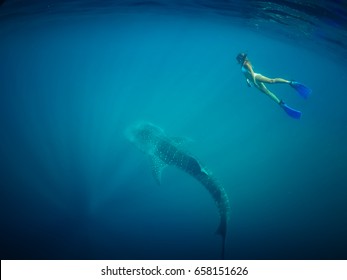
[236,53,248,64]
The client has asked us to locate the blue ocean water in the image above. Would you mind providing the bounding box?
[0,0,347,260]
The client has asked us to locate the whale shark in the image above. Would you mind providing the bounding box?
[126,121,230,259]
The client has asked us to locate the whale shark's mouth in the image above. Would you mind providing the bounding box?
[124,125,136,143]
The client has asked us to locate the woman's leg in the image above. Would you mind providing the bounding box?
[255,74,290,84]
[255,82,281,104]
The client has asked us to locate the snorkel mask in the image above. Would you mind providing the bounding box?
[236,53,247,64]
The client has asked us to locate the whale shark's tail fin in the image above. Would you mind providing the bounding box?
[216,214,227,259]
[221,235,226,260]
[216,230,226,259]
[196,170,229,260]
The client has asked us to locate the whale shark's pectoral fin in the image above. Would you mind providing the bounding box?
[151,156,167,185]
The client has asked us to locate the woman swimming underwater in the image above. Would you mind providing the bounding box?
[236,53,311,119]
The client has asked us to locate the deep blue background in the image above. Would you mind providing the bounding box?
[1,1,347,259]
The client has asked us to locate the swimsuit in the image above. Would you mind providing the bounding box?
[241,65,260,86]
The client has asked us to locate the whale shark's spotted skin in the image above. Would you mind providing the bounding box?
[126,121,230,259]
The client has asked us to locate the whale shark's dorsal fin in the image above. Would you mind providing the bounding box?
[151,156,167,185]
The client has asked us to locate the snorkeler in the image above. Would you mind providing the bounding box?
[236,53,311,119]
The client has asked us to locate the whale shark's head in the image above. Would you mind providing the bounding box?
[125,121,165,154]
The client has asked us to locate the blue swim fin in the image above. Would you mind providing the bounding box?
[280,101,302,119]
[290,81,312,99]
